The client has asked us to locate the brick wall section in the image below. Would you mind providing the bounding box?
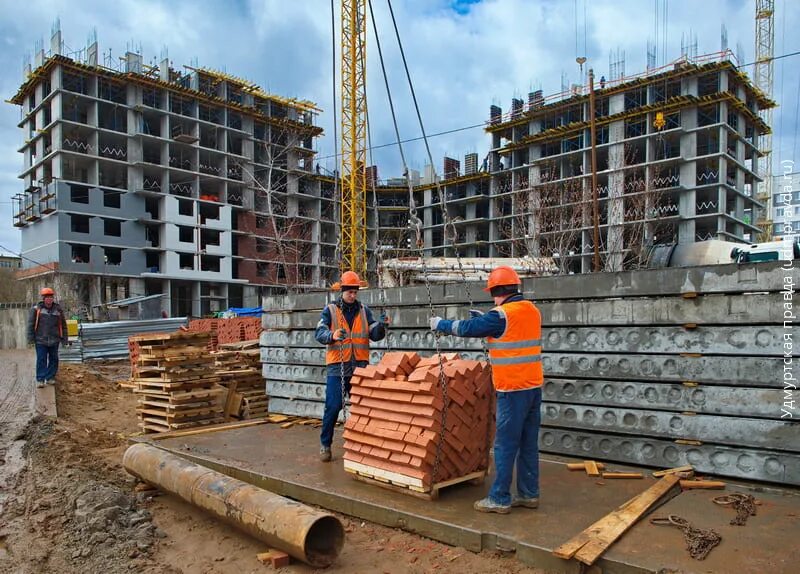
[343,351,493,491]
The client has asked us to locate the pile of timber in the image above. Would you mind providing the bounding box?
[130,331,225,433]
[213,340,268,420]
[343,351,493,498]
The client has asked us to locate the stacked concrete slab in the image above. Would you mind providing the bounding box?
[261,261,799,486]
[343,351,492,491]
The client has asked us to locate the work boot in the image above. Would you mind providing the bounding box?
[45,379,55,385]
[473,497,511,514]
[511,495,539,509]
[36,380,46,389]
[319,446,332,462]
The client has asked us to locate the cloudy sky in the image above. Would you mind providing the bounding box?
[1,0,798,256]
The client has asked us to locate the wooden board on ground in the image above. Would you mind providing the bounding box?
[35,384,57,418]
[553,474,681,565]
[142,419,268,440]
[345,459,485,501]
[680,480,726,490]
[223,381,240,420]
[652,465,694,477]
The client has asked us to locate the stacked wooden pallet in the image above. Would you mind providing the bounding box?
[130,331,226,434]
[214,340,268,420]
[343,351,493,498]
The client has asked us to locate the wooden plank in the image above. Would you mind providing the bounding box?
[553,475,681,565]
[680,480,726,490]
[601,472,643,479]
[223,382,240,420]
[652,465,693,477]
[585,460,601,476]
[567,461,606,471]
[143,419,267,440]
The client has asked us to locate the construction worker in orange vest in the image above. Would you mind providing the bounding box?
[429,266,542,514]
[27,287,69,388]
[314,271,389,462]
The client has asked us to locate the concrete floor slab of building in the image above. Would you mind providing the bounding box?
[134,423,799,574]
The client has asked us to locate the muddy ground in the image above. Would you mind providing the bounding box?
[0,356,543,574]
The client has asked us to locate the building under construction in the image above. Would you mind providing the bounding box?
[11,27,338,317]
[9,27,774,311]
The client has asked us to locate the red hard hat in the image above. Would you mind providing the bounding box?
[483,266,521,292]
[340,271,362,287]
[40,287,55,296]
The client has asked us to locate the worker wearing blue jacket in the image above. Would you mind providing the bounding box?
[430,266,543,514]
[315,271,389,462]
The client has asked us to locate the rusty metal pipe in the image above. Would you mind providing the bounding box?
[123,443,344,567]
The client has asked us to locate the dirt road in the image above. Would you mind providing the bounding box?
[0,354,542,573]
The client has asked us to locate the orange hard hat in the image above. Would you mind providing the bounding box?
[40,287,55,296]
[340,271,362,288]
[483,266,521,292]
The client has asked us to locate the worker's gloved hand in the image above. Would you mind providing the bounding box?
[429,317,442,331]
[332,328,347,342]
[469,309,484,318]
[379,312,390,326]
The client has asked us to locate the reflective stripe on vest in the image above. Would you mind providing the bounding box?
[325,303,371,364]
[486,300,543,391]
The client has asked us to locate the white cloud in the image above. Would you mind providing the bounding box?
[1,0,798,254]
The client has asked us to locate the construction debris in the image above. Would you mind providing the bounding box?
[343,351,492,498]
[713,493,758,525]
[652,465,694,478]
[553,474,681,565]
[567,461,606,473]
[680,480,726,490]
[650,515,722,560]
[130,331,226,433]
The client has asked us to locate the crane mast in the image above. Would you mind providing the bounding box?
[340,0,368,275]
[754,0,775,239]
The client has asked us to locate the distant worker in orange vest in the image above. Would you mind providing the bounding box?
[27,287,69,388]
[315,271,389,462]
[429,266,542,514]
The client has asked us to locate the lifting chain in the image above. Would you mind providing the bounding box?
[713,493,758,526]
[405,172,449,486]
[650,515,722,560]
[336,298,349,422]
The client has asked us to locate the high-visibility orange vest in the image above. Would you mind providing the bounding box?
[486,300,543,391]
[325,303,371,365]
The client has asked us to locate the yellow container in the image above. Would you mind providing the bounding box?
[66,319,79,337]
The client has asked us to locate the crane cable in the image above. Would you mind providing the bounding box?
[363,32,394,353]
[367,0,452,484]
[385,0,487,362]
[385,0,492,475]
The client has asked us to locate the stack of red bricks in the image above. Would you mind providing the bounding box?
[343,351,493,493]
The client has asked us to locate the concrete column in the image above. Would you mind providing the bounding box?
[129,277,146,298]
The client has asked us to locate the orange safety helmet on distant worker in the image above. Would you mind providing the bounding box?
[40,287,55,296]
[483,266,521,292]
[340,271,362,288]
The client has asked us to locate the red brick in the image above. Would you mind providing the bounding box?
[389,452,411,465]
[368,446,392,460]
[408,367,433,382]
[349,404,371,417]
[349,375,362,387]
[366,407,415,425]
[343,451,362,464]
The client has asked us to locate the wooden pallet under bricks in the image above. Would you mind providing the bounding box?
[343,351,493,500]
[129,331,226,433]
[213,339,268,420]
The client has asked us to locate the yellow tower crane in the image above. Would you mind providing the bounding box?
[340,0,368,276]
[754,0,775,240]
